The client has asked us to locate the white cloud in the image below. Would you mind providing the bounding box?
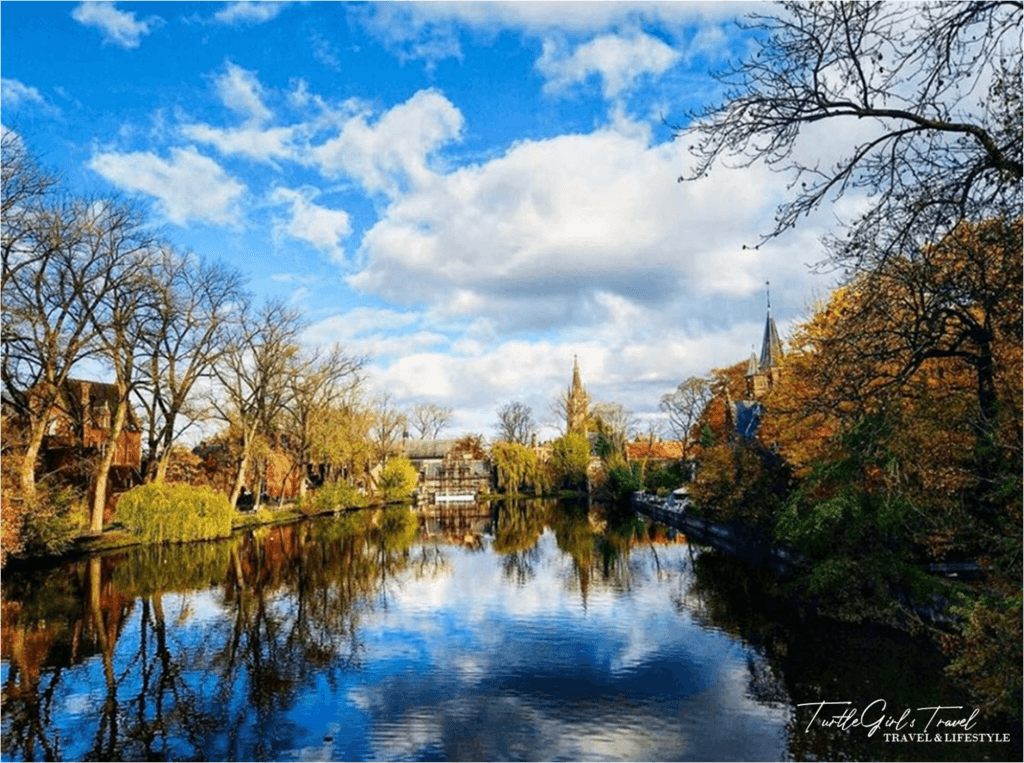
[269,186,352,263]
[348,121,781,322]
[89,146,246,226]
[71,2,160,49]
[537,32,681,99]
[1,78,57,114]
[214,61,272,124]
[213,1,290,26]
[309,89,464,196]
[355,1,754,64]
[180,122,296,162]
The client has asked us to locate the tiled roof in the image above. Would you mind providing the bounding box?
[627,441,683,460]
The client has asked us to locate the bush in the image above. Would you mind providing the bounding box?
[20,486,84,557]
[301,481,368,514]
[378,458,418,503]
[116,482,233,544]
[602,463,644,506]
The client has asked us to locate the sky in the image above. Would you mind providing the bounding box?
[1,1,847,440]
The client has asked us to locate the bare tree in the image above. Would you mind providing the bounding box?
[1,140,156,518]
[410,402,453,440]
[76,202,162,532]
[680,1,1022,264]
[210,299,304,509]
[495,401,535,445]
[369,393,408,466]
[134,249,248,483]
[590,401,635,456]
[660,376,713,460]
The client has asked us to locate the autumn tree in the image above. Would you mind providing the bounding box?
[279,345,366,499]
[681,1,1022,264]
[766,218,1022,517]
[307,400,374,487]
[410,402,452,439]
[378,457,418,503]
[494,401,535,445]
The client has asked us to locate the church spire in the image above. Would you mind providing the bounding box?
[759,281,783,371]
[566,355,589,436]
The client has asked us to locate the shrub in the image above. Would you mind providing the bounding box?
[2,469,86,565]
[378,458,418,503]
[20,486,84,557]
[116,482,233,544]
[302,481,368,514]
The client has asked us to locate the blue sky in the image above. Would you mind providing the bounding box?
[1,1,842,438]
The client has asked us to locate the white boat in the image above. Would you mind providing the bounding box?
[434,493,476,503]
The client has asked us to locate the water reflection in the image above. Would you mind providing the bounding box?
[2,500,1015,761]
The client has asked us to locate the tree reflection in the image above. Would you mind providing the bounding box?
[492,499,547,585]
[0,510,448,761]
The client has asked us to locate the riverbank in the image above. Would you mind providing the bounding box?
[632,491,974,628]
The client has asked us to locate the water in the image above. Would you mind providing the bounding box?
[1,500,1018,761]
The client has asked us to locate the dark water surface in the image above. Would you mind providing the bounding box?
[2,500,1018,761]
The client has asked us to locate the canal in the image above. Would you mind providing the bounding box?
[1,499,1018,761]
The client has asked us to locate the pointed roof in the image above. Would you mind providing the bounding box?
[570,354,583,395]
[759,310,783,370]
[746,351,760,377]
[758,283,783,370]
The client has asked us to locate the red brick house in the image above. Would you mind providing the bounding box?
[40,379,142,487]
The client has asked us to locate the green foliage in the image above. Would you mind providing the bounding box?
[378,457,418,502]
[490,440,550,495]
[302,481,369,514]
[944,591,1023,718]
[645,461,688,492]
[699,422,716,448]
[602,462,644,506]
[116,482,234,544]
[550,432,591,490]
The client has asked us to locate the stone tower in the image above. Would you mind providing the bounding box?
[746,283,784,399]
[566,355,589,436]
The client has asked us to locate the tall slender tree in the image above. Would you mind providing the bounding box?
[210,299,304,509]
[134,248,248,483]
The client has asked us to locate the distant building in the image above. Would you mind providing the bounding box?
[403,438,493,503]
[745,287,784,400]
[566,355,589,436]
[735,287,785,439]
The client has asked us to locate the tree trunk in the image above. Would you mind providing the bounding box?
[229,446,251,510]
[18,419,46,499]
[90,399,129,534]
